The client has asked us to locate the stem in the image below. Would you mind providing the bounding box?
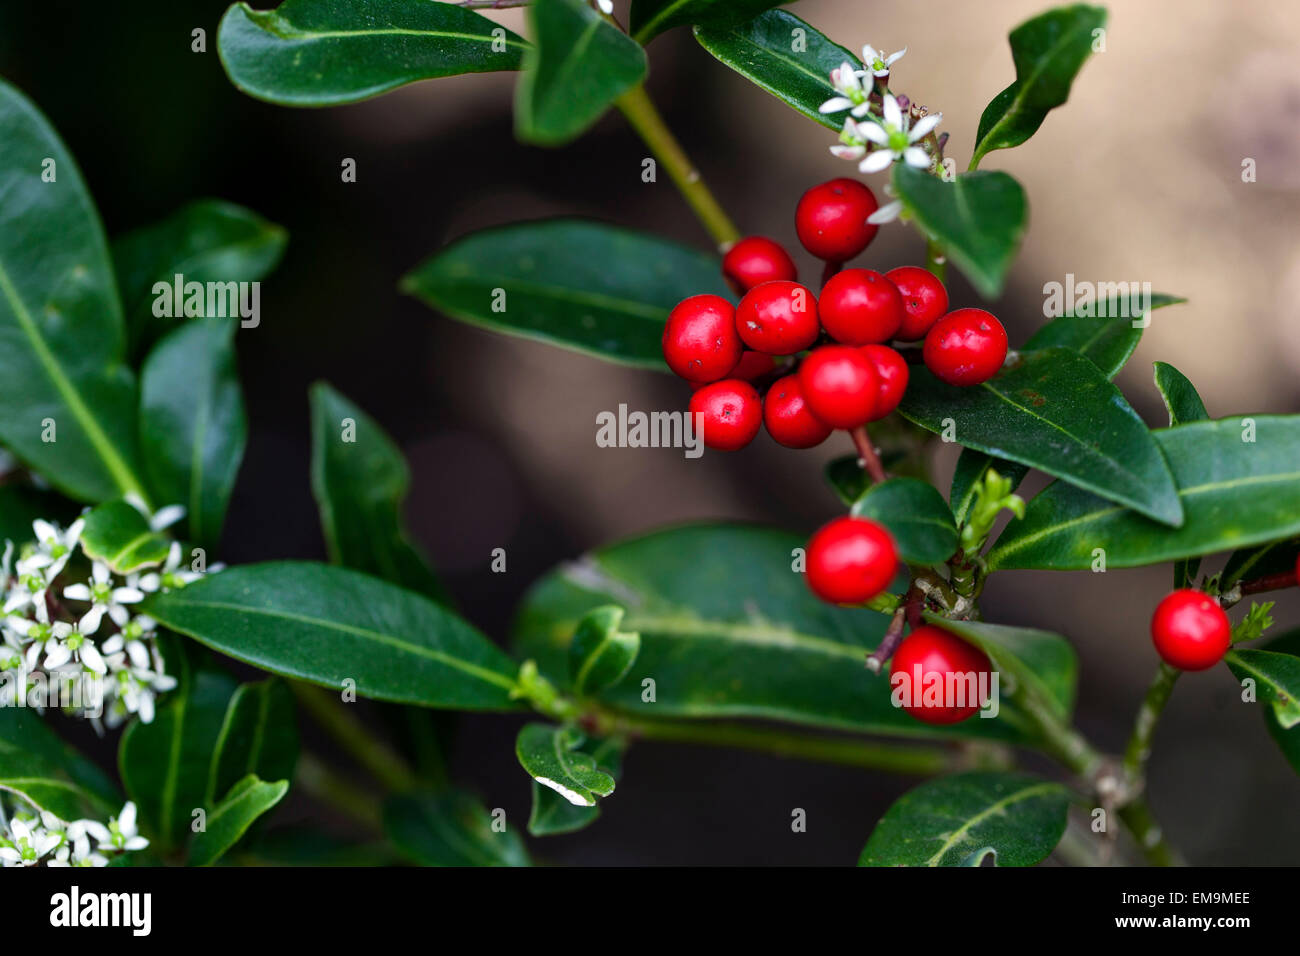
[820,259,843,289]
[925,240,947,284]
[1014,687,1103,779]
[1239,571,1298,596]
[290,682,416,793]
[615,83,741,249]
[1119,799,1184,867]
[865,605,907,674]
[1122,664,1180,784]
[850,425,888,485]
[295,752,383,833]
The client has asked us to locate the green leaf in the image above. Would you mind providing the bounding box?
[384,789,530,866]
[79,500,172,574]
[1153,361,1209,427]
[310,382,447,602]
[901,348,1183,526]
[1260,631,1300,775]
[0,485,75,548]
[209,679,299,806]
[516,723,615,807]
[850,478,958,565]
[0,79,145,503]
[513,523,1039,743]
[859,771,1069,866]
[403,219,731,369]
[143,562,521,710]
[693,9,861,131]
[970,4,1107,167]
[569,605,640,696]
[892,165,1028,299]
[218,0,527,107]
[515,0,647,146]
[528,735,624,837]
[1026,294,1186,379]
[188,775,289,867]
[112,199,286,358]
[631,0,790,44]
[1222,537,1299,588]
[139,318,247,550]
[0,709,120,820]
[1225,649,1300,729]
[240,826,400,865]
[988,416,1300,571]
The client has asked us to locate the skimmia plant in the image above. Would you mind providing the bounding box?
[1,0,1297,868]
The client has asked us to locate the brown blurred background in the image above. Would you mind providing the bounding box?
[3,0,1297,863]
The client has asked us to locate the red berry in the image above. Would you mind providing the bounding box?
[859,345,909,420]
[731,350,779,381]
[662,294,742,383]
[889,625,993,725]
[689,379,762,451]
[922,308,1009,386]
[797,345,879,429]
[722,236,798,294]
[819,269,905,345]
[735,281,820,355]
[763,375,833,449]
[806,516,897,604]
[795,178,879,262]
[886,265,950,341]
[1151,589,1231,671]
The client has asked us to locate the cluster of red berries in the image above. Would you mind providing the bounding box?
[662,178,1009,452]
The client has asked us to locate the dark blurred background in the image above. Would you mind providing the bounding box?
[3,0,1297,864]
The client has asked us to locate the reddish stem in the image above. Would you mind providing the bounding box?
[850,425,888,485]
[1240,572,1299,596]
[820,259,842,290]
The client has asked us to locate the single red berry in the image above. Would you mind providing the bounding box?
[859,345,909,420]
[797,345,879,429]
[763,375,833,449]
[722,236,798,294]
[735,280,820,355]
[819,269,906,345]
[889,625,993,725]
[886,265,950,341]
[1151,589,1231,671]
[806,516,898,604]
[662,294,742,383]
[795,178,879,263]
[922,308,1009,386]
[689,379,762,451]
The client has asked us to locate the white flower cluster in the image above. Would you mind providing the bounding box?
[0,800,148,867]
[1,504,199,728]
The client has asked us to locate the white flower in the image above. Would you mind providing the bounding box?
[0,814,61,866]
[829,117,870,161]
[48,818,110,867]
[38,621,107,674]
[4,560,51,624]
[859,43,906,78]
[102,640,176,725]
[135,542,204,593]
[856,95,941,174]
[595,0,613,13]
[100,802,149,853]
[819,61,873,117]
[124,494,186,533]
[63,561,144,635]
[868,184,905,225]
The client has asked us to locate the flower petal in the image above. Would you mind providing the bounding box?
[868,200,904,224]
[830,145,867,160]
[818,96,854,114]
[857,122,890,146]
[882,94,902,130]
[858,149,895,173]
[909,113,942,141]
[903,146,931,168]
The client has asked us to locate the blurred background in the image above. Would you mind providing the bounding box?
[3,0,1297,864]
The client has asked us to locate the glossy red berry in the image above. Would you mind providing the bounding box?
[689,379,762,451]
[722,236,798,294]
[886,265,950,341]
[889,625,993,725]
[763,375,833,449]
[819,269,905,345]
[662,294,742,383]
[806,516,897,604]
[1151,589,1231,671]
[859,345,909,420]
[690,351,777,391]
[797,345,879,429]
[922,308,1009,386]
[735,281,820,355]
[795,178,879,262]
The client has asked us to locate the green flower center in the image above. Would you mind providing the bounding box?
[91,582,112,603]
[888,128,910,152]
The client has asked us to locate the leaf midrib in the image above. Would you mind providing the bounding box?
[414,272,671,321]
[925,781,1061,865]
[245,10,529,52]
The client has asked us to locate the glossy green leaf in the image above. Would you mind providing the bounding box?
[514,523,1038,743]
[528,735,624,837]
[209,679,299,806]
[1222,536,1299,588]
[218,0,527,106]
[0,709,119,820]
[1153,361,1209,427]
[1225,649,1300,729]
[112,199,285,358]
[384,789,530,866]
[515,0,646,146]
[892,165,1027,299]
[189,775,289,867]
[240,826,401,865]
[403,219,730,369]
[0,79,145,504]
[569,605,640,696]
[0,485,75,548]
[901,348,1183,526]
[961,847,997,866]
[859,771,1069,866]
[1026,293,1186,379]
[988,416,1300,571]
[694,10,861,131]
[631,0,790,44]
[851,478,958,565]
[139,318,247,550]
[79,500,171,574]
[310,382,446,602]
[516,724,615,807]
[143,562,520,709]
[1261,631,1300,775]
[971,5,1107,167]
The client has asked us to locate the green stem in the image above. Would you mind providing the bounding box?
[1119,799,1184,867]
[290,682,416,793]
[1122,664,1180,784]
[294,752,383,833]
[615,83,741,249]
[925,239,947,284]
